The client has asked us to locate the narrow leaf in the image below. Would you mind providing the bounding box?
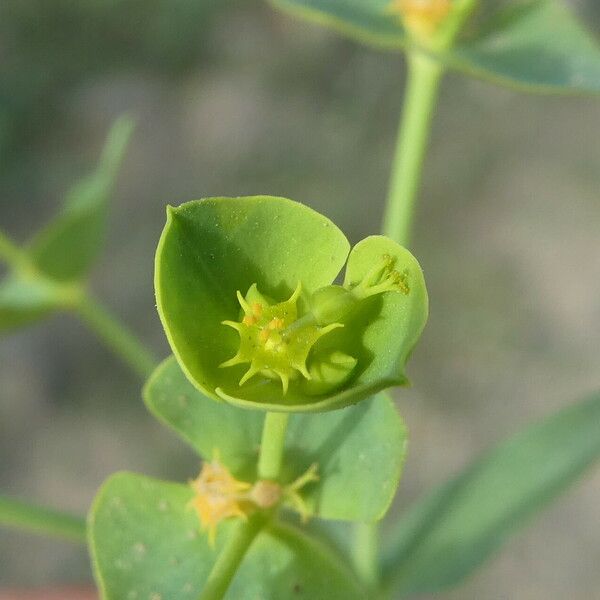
[382,391,600,596]
[27,115,134,281]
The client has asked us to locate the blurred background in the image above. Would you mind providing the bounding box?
[1,0,599,597]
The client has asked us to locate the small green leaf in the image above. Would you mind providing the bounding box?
[89,472,366,599]
[27,115,134,281]
[270,0,600,93]
[144,356,408,522]
[0,276,63,333]
[382,391,600,597]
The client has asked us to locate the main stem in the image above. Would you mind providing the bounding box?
[382,49,444,248]
[0,495,87,544]
[257,412,290,481]
[198,515,266,600]
[356,48,444,590]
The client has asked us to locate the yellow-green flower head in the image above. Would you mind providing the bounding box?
[155,196,428,412]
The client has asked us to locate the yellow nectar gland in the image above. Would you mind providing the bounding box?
[388,0,452,37]
[220,282,342,394]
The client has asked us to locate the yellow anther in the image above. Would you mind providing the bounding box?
[242,315,257,326]
[268,317,284,330]
[252,302,263,317]
[259,328,271,343]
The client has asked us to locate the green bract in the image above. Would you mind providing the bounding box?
[155,196,428,412]
[269,0,600,94]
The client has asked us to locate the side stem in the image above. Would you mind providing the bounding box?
[381,50,444,247]
[257,412,290,481]
[0,495,87,544]
[75,294,156,379]
[198,515,266,600]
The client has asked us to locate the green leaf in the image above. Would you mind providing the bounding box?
[144,357,264,482]
[89,472,366,599]
[451,0,600,93]
[381,391,600,597]
[27,115,134,281]
[144,356,407,522]
[0,276,63,333]
[270,0,600,93]
[155,197,427,411]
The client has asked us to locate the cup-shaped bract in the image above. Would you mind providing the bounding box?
[155,196,427,411]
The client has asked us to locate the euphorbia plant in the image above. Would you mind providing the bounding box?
[1,1,600,599]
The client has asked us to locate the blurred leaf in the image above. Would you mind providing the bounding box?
[27,116,134,282]
[381,391,600,597]
[270,0,600,93]
[144,356,407,521]
[269,0,407,48]
[0,276,62,333]
[89,472,366,599]
[452,0,600,93]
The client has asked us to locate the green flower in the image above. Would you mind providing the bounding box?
[155,196,428,412]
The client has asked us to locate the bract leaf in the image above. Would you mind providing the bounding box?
[270,0,600,93]
[144,357,264,482]
[89,472,366,599]
[341,235,428,387]
[155,196,353,411]
[27,115,134,281]
[381,391,600,597]
[144,356,407,522]
[0,276,63,333]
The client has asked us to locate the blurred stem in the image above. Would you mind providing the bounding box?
[0,228,155,378]
[76,294,156,379]
[353,521,380,590]
[0,495,86,544]
[257,412,290,481]
[381,50,444,247]
[198,514,266,600]
[0,229,32,274]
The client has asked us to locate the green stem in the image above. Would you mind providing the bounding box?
[0,495,86,544]
[381,50,444,247]
[352,521,380,590]
[198,515,265,600]
[257,412,290,481]
[75,294,156,378]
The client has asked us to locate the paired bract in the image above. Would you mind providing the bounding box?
[155,196,428,412]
